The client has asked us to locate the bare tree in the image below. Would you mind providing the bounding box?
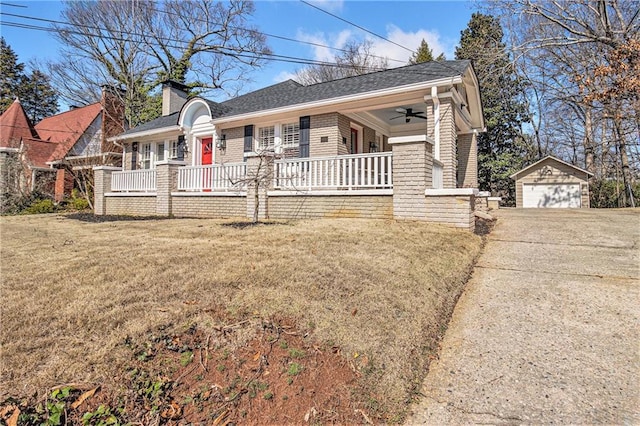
[293,40,389,85]
[48,0,270,127]
[488,0,640,205]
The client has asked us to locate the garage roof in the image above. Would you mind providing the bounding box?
[510,155,594,179]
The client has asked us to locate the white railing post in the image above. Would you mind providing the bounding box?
[111,169,157,192]
[272,152,393,191]
[177,163,247,192]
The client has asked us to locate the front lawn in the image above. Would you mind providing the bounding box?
[0,214,482,423]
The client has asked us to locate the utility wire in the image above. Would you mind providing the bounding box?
[147,5,406,64]
[299,0,415,54]
[0,12,392,72]
[0,2,27,8]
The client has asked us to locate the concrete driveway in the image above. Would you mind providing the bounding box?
[407,208,640,424]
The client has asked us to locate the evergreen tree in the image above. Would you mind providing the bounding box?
[0,37,25,113]
[409,39,435,64]
[0,38,59,122]
[455,13,532,204]
[21,70,59,123]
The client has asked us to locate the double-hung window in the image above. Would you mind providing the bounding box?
[281,122,300,148]
[258,126,275,150]
[140,143,151,169]
[169,140,179,159]
[157,142,165,162]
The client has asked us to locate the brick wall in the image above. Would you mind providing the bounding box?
[439,99,457,188]
[425,193,475,230]
[309,113,340,157]
[363,127,376,153]
[216,126,245,164]
[105,195,157,215]
[457,132,477,188]
[172,195,246,218]
[391,138,433,220]
[337,114,351,155]
[268,194,392,219]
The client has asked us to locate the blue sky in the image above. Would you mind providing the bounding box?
[1,0,478,102]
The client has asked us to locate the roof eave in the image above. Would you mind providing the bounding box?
[510,155,594,179]
[108,125,181,142]
[213,75,463,125]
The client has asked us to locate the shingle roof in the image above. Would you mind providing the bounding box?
[36,103,103,161]
[122,60,471,135]
[0,98,38,148]
[119,112,180,136]
[219,60,470,117]
[22,138,59,168]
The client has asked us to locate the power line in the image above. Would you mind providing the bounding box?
[299,0,415,54]
[0,2,27,8]
[0,12,392,72]
[147,5,406,65]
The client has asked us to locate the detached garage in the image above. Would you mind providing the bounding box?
[511,156,593,208]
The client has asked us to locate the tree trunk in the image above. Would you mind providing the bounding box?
[614,114,634,207]
[584,105,595,174]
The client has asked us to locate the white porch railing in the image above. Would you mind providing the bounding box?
[274,152,393,190]
[111,169,157,192]
[432,161,443,189]
[177,163,247,191]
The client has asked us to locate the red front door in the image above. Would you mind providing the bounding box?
[201,138,213,191]
[201,137,213,165]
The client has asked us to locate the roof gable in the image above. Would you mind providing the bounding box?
[0,99,38,148]
[510,155,594,179]
[35,103,102,160]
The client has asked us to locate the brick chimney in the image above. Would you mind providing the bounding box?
[100,85,126,157]
[162,80,189,116]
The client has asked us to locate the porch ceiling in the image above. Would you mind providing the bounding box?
[345,101,428,136]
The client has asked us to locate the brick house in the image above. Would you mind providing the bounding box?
[98,60,487,230]
[0,86,124,204]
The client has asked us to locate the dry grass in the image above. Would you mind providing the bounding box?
[0,214,482,417]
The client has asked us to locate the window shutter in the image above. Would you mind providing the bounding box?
[244,125,254,153]
[299,116,310,158]
[177,135,185,161]
[131,142,138,170]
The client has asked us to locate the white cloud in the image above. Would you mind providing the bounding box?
[296,29,352,62]
[369,25,452,67]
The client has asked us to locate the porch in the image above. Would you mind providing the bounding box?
[95,139,479,230]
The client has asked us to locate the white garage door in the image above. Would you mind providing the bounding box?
[523,183,581,208]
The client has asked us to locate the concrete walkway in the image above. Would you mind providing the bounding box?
[407,208,640,424]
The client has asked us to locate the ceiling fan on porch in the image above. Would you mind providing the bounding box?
[390,107,427,123]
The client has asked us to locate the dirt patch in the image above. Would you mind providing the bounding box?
[474,216,496,237]
[2,311,368,425]
[0,215,485,422]
[65,212,172,222]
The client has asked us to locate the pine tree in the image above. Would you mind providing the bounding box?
[455,13,532,204]
[409,39,435,64]
[21,70,59,123]
[0,38,59,122]
[0,37,25,113]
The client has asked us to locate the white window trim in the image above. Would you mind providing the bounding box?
[257,125,275,151]
[281,122,300,149]
[255,122,300,154]
[140,143,152,170]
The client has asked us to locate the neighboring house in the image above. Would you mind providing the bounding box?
[0,87,124,203]
[100,60,487,230]
[511,155,593,208]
